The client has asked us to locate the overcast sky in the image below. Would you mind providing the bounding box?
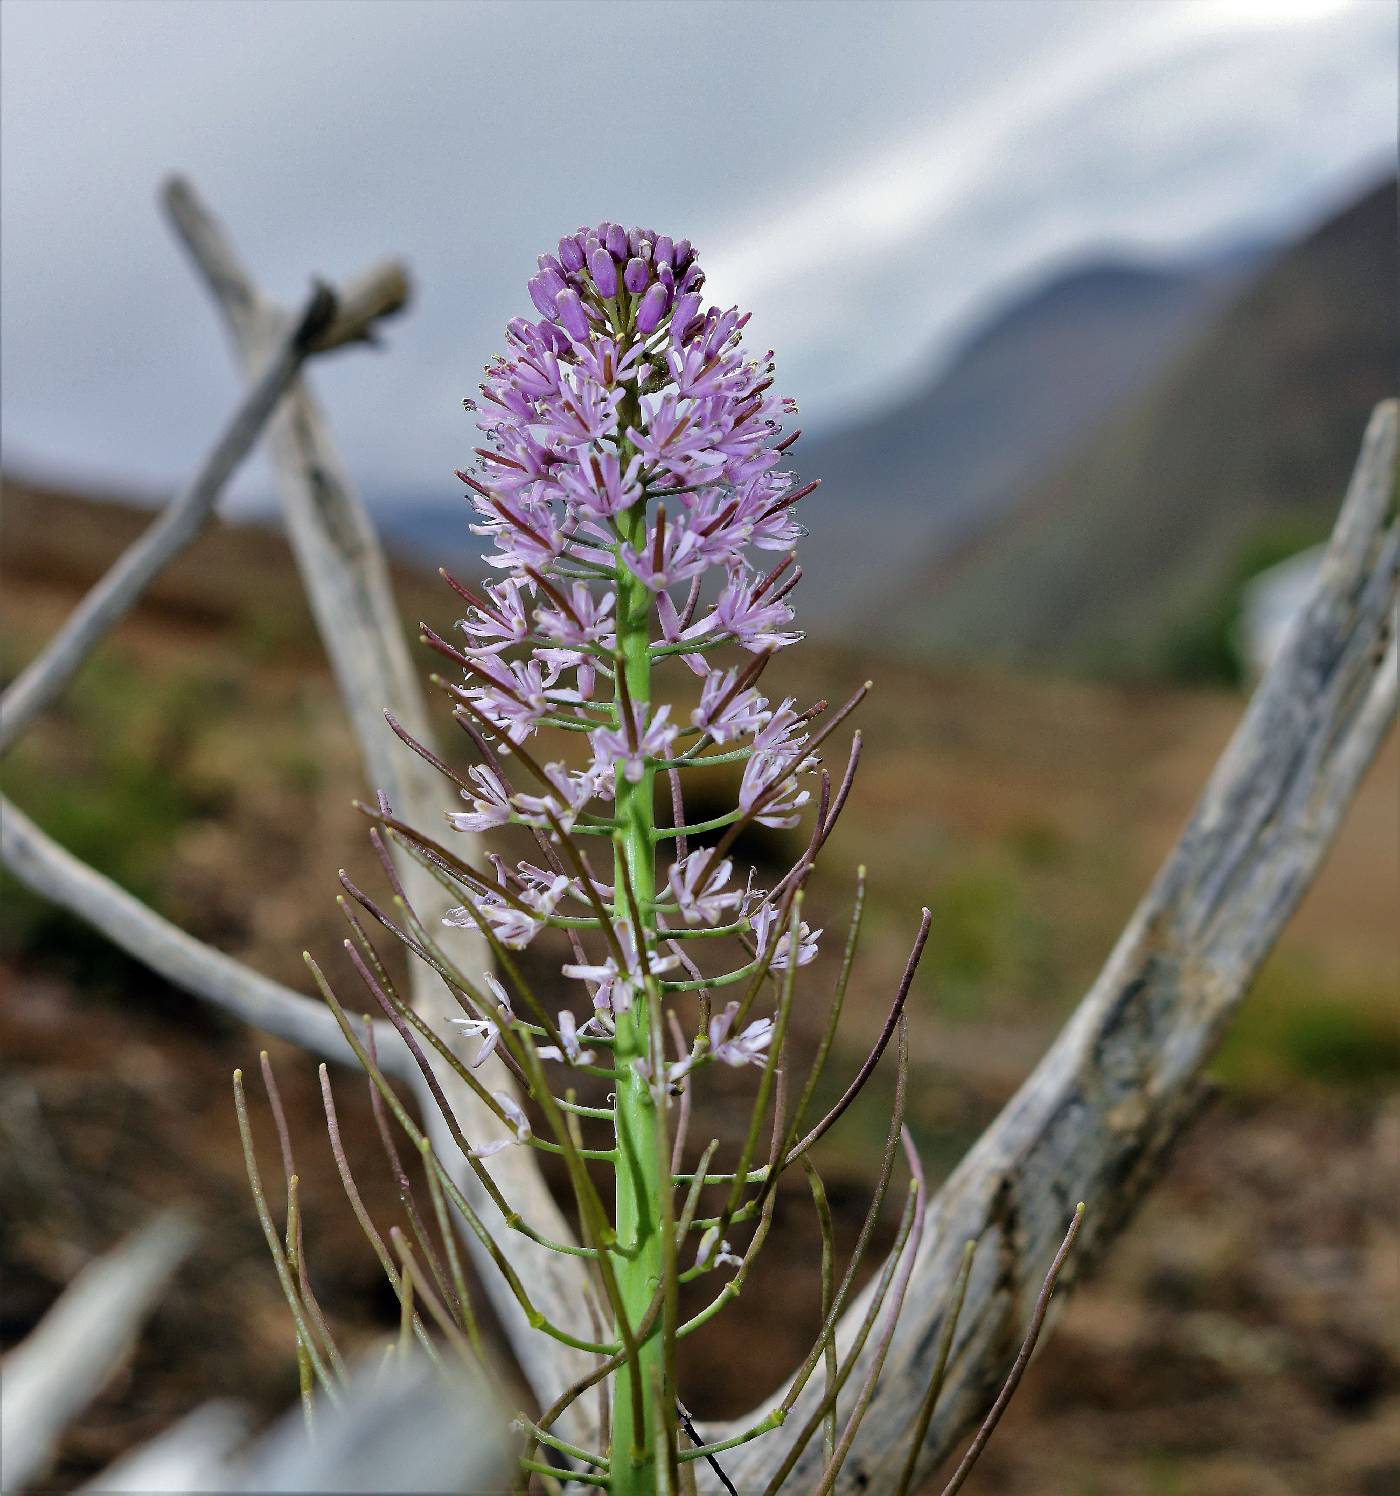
[1,0,1394,512]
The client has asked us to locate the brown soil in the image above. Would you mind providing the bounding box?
[2,479,1396,1493]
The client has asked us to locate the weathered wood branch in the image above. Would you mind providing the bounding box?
[0,1214,194,1491]
[718,400,1398,1493]
[0,795,382,1068]
[0,255,407,757]
[160,176,599,1417]
[0,285,342,756]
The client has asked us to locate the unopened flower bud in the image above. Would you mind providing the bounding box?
[559,234,585,272]
[528,274,559,319]
[589,246,618,298]
[555,288,590,341]
[635,282,669,335]
[623,256,649,294]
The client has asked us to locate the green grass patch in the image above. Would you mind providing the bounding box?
[0,646,234,977]
[1158,515,1331,687]
[1212,954,1400,1095]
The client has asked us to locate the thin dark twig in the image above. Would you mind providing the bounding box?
[677,1401,738,1496]
[938,1203,1086,1496]
[384,709,472,793]
[894,1238,978,1496]
[782,908,931,1164]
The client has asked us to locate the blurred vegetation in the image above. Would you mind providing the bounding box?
[1212,954,1400,1095]
[1157,516,1331,687]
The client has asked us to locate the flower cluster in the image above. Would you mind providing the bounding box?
[440,219,826,1079]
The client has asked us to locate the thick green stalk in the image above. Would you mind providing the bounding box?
[610,494,665,1493]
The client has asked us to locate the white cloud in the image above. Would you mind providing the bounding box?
[0,0,1392,503]
[703,0,1394,419]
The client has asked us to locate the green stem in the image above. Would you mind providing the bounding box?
[610,488,666,1493]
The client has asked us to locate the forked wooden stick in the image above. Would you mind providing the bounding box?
[0,278,403,756]
[160,177,601,1418]
[717,400,1397,1492]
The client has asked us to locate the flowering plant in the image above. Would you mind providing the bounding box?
[235,221,1076,1495]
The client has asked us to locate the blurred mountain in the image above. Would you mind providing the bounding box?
[371,243,1262,589]
[370,493,487,576]
[793,245,1262,628]
[883,176,1398,672]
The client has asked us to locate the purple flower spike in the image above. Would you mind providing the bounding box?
[454,217,825,1026]
[623,256,649,295]
[635,282,669,335]
[589,246,618,299]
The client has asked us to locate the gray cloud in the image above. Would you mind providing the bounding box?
[1,0,1392,512]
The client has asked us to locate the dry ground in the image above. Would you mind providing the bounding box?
[2,480,1396,1492]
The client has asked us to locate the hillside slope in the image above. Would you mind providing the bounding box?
[892,177,1398,670]
[793,253,1248,628]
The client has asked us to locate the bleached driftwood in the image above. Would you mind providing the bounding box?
[716,399,1399,1492]
[0,795,370,1066]
[0,1214,195,1490]
[160,178,599,1412]
[0,286,331,755]
[80,1354,506,1495]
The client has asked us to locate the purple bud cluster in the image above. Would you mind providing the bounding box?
[443,221,825,1084]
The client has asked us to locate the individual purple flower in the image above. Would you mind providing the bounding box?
[468,1090,533,1158]
[590,704,678,784]
[707,1001,775,1067]
[704,563,800,653]
[465,657,579,745]
[447,764,514,834]
[458,577,532,655]
[536,1009,597,1066]
[445,872,571,950]
[447,972,515,1068]
[751,905,822,969]
[739,747,811,829]
[512,760,609,832]
[695,1226,745,1272]
[667,851,745,926]
[692,667,771,743]
[557,449,643,520]
[620,516,718,591]
[655,589,714,675]
[562,924,680,1016]
[534,581,616,651]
